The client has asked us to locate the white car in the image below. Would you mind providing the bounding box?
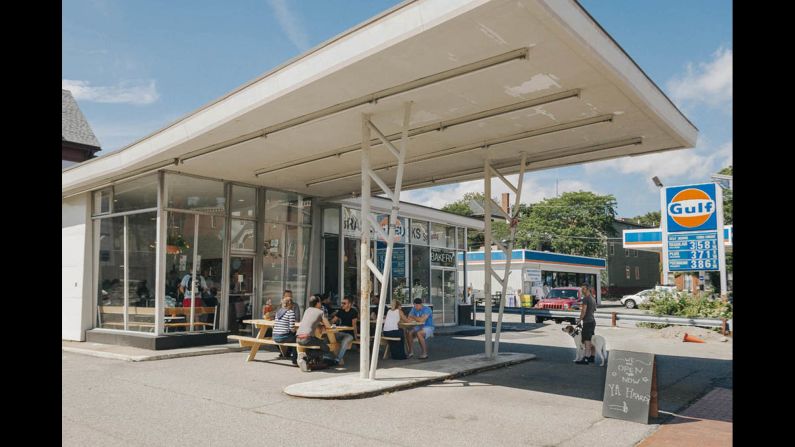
[620,289,655,309]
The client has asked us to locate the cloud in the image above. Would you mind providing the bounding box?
[62,79,159,105]
[400,175,597,209]
[584,138,732,185]
[667,47,732,109]
[266,0,310,52]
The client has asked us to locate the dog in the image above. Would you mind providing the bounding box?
[562,324,608,366]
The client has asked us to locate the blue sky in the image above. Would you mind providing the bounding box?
[63,0,732,217]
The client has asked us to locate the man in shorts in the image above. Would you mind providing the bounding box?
[406,298,434,359]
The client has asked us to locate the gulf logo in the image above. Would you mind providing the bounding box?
[668,189,715,228]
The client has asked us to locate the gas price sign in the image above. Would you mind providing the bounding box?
[667,231,720,271]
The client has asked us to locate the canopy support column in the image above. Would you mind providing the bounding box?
[359,114,372,379]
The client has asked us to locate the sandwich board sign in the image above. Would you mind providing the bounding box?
[602,350,658,424]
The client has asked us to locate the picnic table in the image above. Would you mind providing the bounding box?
[229,319,353,362]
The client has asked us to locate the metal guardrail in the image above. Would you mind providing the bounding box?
[473,305,731,335]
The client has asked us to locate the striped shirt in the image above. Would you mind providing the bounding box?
[272,309,296,335]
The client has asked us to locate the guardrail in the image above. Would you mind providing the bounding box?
[473,305,731,335]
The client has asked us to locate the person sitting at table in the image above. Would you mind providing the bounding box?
[383,299,408,360]
[296,295,336,372]
[179,266,207,308]
[331,296,358,356]
[320,293,333,319]
[272,296,298,365]
[406,298,434,359]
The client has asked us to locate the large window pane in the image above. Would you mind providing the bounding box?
[411,246,430,302]
[323,208,340,235]
[323,236,339,304]
[456,227,465,250]
[163,212,223,333]
[410,220,428,245]
[430,223,453,248]
[93,188,111,216]
[262,223,285,305]
[166,174,225,213]
[265,190,310,224]
[114,174,158,213]
[228,256,254,335]
[285,226,311,305]
[231,185,256,218]
[343,238,360,299]
[97,216,125,328]
[126,212,157,332]
[230,219,256,252]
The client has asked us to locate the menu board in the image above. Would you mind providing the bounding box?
[602,350,657,424]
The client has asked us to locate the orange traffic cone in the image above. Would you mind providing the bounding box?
[683,333,705,343]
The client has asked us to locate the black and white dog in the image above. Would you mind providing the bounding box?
[562,324,608,366]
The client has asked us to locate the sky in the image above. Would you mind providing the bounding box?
[62,0,732,217]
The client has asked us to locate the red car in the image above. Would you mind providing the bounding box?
[535,287,582,324]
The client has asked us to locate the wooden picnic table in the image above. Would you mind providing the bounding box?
[235,319,354,362]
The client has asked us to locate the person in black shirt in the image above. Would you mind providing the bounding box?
[331,296,359,340]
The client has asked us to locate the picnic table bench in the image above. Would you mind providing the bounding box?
[230,319,353,362]
[97,305,218,331]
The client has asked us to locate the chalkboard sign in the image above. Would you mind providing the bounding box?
[602,350,658,424]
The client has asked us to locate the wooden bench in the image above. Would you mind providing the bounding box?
[98,305,217,331]
[228,335,320,362]
[352,336,401,359]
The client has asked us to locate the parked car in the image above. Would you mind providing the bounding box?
[535,287,582,324]
[620,289,655,309]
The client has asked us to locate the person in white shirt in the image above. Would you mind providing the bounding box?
[382,299,409,359]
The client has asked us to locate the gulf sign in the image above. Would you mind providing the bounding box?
[665,183,718,232]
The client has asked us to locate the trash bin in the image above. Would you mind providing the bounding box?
[458,304,473,326]
[521,294,533,308]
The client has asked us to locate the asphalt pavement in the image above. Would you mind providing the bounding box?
[63,322,731,447]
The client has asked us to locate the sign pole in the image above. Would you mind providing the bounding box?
[659,187,670,285]
[715,185,728,300]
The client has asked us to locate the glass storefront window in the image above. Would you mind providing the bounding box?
[342,207,362,239]
[343,238,360,299]
[323,208,340,235]
[230,219,256,252]
[231,185,256,218]
[322,236,339,303]
[266,190,311,224]
[96,216,125,328]
[456,227,465,250]
[126,212,157,331]
[430,223,454,248]
[411,245,430,302]
[162,211,224,333]
[93,188,111,215]
[166,174,226,213]
[262,223,286,304]
[410,220,428,245]
[285,225,311,304]
[113,174,158,213]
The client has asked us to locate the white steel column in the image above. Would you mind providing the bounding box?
[359,114,372,379]
[369,102,412,379]
[493,152,527,355]
[483,155,493,358]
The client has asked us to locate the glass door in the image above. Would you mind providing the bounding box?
[442,269,456,325]
[431,268,457,325]
[228,256,254,335]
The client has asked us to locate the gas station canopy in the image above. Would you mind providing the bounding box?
[62,0,697,197]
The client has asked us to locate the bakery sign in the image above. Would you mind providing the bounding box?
[431,248,456,267]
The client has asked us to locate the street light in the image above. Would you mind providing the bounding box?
[651,176,663,188]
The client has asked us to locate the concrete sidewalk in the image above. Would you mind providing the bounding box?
[62,340,247,361]
[638,387,732,447]
[284,352,536,398]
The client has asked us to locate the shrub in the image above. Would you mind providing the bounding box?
[639,290,732,319]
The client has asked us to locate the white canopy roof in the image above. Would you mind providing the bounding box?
[62,0,697,198]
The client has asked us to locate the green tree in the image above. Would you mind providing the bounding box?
[517,191,618,257]
[628,211,661,227]
[718,165,732,175]
[441,192,509,250]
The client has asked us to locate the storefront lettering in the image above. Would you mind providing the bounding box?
[431,249,455,267]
